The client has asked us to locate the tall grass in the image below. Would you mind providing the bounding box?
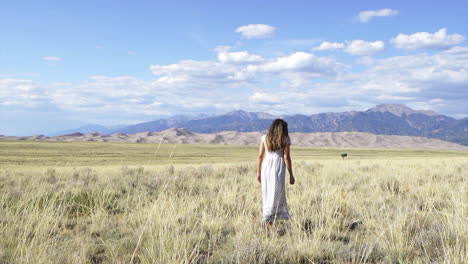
[1,156,466,263]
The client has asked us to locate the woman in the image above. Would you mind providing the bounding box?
[257,119,295,226]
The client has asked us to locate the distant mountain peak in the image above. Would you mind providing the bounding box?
[223,110,277,120]
[224,109,249,116]
[366,104,439,117]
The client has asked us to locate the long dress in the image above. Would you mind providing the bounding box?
[261,135,291,222]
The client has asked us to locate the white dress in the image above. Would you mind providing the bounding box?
[261,135,291,222]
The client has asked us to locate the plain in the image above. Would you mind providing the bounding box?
[0,141,467,263]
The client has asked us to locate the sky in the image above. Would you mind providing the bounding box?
[1,0,467,135]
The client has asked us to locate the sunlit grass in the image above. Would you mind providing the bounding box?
[0,141,467,263]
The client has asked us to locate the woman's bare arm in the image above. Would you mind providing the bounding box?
[257,141,265,183]
[284,144,295,185]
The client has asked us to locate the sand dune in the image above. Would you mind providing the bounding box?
[1,128,467,150]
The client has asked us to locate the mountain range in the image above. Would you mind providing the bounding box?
[55,104,468,146]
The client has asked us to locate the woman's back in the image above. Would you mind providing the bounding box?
[261,134,290,157]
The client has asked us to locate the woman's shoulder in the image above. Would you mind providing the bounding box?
[261,134,266,141]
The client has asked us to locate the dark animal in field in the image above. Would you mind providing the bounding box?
[341,153,348,159]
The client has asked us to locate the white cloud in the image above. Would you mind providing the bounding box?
[246,52,348,91]
[151,59,253,88]
[349,46,468,106]
[150,50,347,96]
[344,40,385,55]
[247,52,346,74]
[218,51,264,64]
[42,56,62,62]
[215,46,265,64]
[312,40,385,56]
[357,8,399,23]
[149,50,345,91]
[47,76,158,115]
[235,24,275,39]
[49,75,233,117]
[0,79,49,106]
[391,28,465,50]
[249,92,283,105]
[312,41,345,51]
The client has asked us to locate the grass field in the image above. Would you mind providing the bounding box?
[0,141,467,263]
[1,140,466,166]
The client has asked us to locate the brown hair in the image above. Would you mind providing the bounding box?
[266,119,289,152]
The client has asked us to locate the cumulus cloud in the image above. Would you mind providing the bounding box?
[42,56,62,61]
[150,50,345,90]
[215,46,265,64]
[312,41,345,51]
[344,40,385,55]
[247,52,346,74]
[391,28,465,50]
[350,45,468,105]
[313,40,385,55]
[150,60,253,88]
[235,24,275,39]
[357,8,399,23]
[245,52,348,90]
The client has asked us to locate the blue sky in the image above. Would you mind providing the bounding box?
[1,0,467,135]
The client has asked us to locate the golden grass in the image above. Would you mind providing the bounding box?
[0,141,467,263]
